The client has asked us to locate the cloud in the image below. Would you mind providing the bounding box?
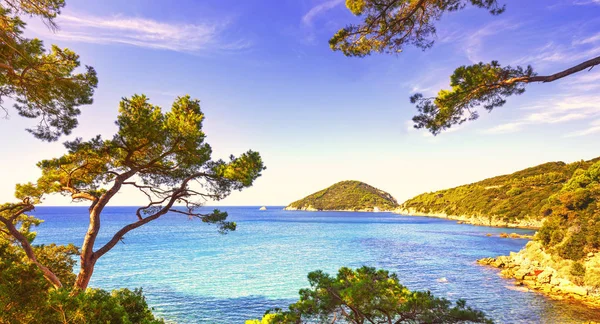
[28,12,249,53]
[402,67,454,95]
[566,119,600,137]
[574,0,600,5]
[574,32,600,45]
[512,17,600,68]
[461,20,522,63]
[561,68,600,92]
[516,40,600,68]
[484,94,600,134]
[302,0,344,26]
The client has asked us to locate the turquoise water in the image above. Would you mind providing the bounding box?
[32,206,600,323]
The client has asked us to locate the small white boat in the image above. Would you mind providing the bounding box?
[259,206,267,211]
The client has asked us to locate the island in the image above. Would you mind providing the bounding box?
[284,180,398,212]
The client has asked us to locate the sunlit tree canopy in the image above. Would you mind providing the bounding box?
[331,0,600,135]
[1,94,265,291]
[0,0,98,141]
[249,266,492,324]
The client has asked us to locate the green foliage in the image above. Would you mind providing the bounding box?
[331,1,599,135]
[402,159,597,224]
[0,243,51,323]
[286,180,398,211]
[32,243,79,286]
[2,0,65,25]
[411,62,534,135]
[330,0,504,57]
[4,94,264,290]
[570,261,586,278]
[45,288,164,324]
[0,0,98,141]
[25,94,264,232]
[506,187,523,197]
[112,288,162,324]
[570,261,586,285]
[0,243,164,323]
[537,161,600,260]
[584,268,600,289]
[29,95,264,204]
[248,266,492,324]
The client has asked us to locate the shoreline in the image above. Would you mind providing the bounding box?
[393,208,543,230]
[477,241,600,309]
[283,206,542,231]
[283,206,396,213]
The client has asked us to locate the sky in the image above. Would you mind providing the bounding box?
[1,0,600,207]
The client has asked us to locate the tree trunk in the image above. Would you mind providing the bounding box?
[71,173,133,291]
[72,208,101,292]
[0,217,63,289]
[73,256,96,291]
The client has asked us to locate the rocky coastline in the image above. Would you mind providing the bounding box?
[478,241,600,308]
[394,207,543,229]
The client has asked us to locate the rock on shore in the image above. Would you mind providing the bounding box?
[478,241,600,308]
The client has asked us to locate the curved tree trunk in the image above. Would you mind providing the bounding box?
[72,207,102,292]
[73,256,96,291]
[71,173,134,292]
[0,217,63,289]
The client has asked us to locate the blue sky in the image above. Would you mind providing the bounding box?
[2,0,600,206]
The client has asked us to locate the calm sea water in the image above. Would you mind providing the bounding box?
[31,206,600,323]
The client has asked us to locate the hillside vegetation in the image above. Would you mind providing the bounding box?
[538,161,600,260]
[402,157,600,260]
[401,158,599,225]
[285,181,398,212]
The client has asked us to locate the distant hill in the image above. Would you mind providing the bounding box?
[399,157,600,228]
[285,181,398,212]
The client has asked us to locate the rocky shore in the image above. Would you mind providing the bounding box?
[488,232,535,239]
[394,208,543,229]
[478,241,600,308]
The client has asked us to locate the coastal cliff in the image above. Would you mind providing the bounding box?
[285,180,398,212]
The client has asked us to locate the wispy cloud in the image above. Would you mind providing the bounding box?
[28,12,250,53]
[484,66,600,136]
[574,31,600,45]
[574,0,600,5]
[461,20,522,63]
[302,0,344,26]
[511,17,600,69]
[515,40,600,68]
[484,94,600,134]
[459,11,600,137]
[561,68,600,91]
[401,66,453,95]
[485,122,524,134]
[566,119,600,137]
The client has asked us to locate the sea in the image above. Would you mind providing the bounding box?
[30,206,600,323]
